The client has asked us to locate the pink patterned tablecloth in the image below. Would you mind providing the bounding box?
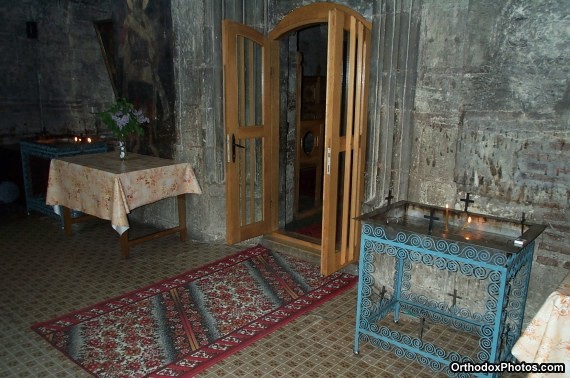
[511,272,570,377]
[46,152,202,234]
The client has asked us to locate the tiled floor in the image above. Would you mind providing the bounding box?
[0,205,523,377]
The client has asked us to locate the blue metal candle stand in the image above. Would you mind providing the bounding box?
[354,201,545,377]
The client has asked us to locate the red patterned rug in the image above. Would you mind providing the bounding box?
[32,245,356,377]
[296,223,322,239]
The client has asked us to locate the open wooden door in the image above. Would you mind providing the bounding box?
[223,4,371,275]
[222,21,271,244]
[321,9,371,275]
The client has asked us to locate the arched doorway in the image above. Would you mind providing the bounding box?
[222,3,371,275]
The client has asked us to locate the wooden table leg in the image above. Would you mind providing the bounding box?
[117,195,186,258]
[120,230,130,259]
[177,194,187,242]
[62,206,73,236]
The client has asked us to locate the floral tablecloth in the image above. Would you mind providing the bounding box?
[511,272,570,377]
[46,152,202,234]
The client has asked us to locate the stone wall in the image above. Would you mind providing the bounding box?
[407,0,569,320]
[0,0,114,144]
[114,0,176,159]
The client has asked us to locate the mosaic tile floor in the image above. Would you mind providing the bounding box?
[0,206,525,377]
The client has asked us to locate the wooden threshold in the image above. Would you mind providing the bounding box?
[266,231,321,256]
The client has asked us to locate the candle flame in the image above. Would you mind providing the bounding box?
[446,204,449,209]
[468,216,472,223]
[87,137,92,143]
[74,136,79,142]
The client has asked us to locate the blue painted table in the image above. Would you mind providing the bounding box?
[20,137,108,218]
[354,201,545,377]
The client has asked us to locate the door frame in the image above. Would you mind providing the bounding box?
[223,2,371,275]
[267,3,371,275]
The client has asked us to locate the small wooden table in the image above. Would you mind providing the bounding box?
[46,152,202,258]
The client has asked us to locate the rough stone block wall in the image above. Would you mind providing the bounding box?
[410,0,569,269]
[0,0,114,144]
[408,0,569,320]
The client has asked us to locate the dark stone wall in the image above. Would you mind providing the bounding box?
[404,0,568,321]
[408,0,569,274]
[456,0,569,270]
[0,0,115,143]
[114,0,176,158]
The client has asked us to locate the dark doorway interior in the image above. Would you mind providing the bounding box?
[281,24,327,243]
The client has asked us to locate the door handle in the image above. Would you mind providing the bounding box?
[231,134,245,163]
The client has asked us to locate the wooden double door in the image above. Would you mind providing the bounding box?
[222,3,371,275]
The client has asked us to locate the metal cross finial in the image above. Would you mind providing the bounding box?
[460,192,474,212]
[385,190,394,206]
[448,289,463,307]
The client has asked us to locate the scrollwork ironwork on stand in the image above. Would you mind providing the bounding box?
[355,219,539,377]
[362,224,510,266]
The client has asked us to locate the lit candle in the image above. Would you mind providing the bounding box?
[87,137,92,143]
[445,204,449,232]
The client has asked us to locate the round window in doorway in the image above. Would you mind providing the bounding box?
[302,131,315,155]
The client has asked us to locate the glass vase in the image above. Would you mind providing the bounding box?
[118,139,127,160]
